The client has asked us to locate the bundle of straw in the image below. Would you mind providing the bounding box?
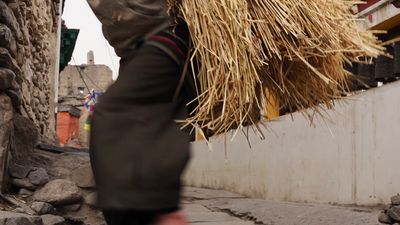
[168,0,384,137]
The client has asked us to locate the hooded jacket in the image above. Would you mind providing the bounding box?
[87,0,171,57]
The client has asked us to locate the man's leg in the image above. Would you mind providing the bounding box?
[103,210,158,225]
[103,211,125,225]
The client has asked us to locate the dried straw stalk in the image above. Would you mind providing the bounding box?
[168,0,384,137]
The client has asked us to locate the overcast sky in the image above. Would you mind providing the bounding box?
[62,1,120,79]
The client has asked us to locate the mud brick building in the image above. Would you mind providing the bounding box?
[58,51,113,147]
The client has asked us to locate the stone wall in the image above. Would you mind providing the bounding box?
[0,0,60,137]
[0,0,61,189]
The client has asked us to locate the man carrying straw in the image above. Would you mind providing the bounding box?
[86,0,383,224]
[87,0,191,224]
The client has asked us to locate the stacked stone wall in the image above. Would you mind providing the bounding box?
[0,0,60,189]
[2,0,59,136]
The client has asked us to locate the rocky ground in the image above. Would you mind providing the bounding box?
[0,148,388,225]
[0,149,103,225]
[377,194,400,225]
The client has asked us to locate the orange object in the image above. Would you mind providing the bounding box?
[196,128,205,141]
[265,90,280,120]
[57,111,80,145]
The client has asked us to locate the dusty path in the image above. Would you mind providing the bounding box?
[183,187,381,225]
[24,150,381,225]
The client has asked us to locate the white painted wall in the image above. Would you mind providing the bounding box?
[185,81,400,206]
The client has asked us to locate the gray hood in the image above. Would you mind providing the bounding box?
[87,0,171,57]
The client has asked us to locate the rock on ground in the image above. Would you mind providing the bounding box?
[378,194,400,224]
[23,151,106,225]
[83,192,97,207]
[9,163,31,179]
[71,164,95,188]
[12,208,25,214]
[33,179,82,206]
[40,214,65,225]
[49,154,90,180]
[0,211,42,225]
[31,202,54,215]
[378,212,395,224]
[391,194,400,206]
[18,188,33,196]
[28,168,49,186]
[11,178,35,190]
[388,206,400,222]
[59,203,81,212]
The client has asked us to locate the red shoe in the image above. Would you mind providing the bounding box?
[153,211,187,225]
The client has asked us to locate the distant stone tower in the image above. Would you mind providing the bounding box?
[87,50,95,65]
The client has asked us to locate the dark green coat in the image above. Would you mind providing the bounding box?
[90,44,190,210]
